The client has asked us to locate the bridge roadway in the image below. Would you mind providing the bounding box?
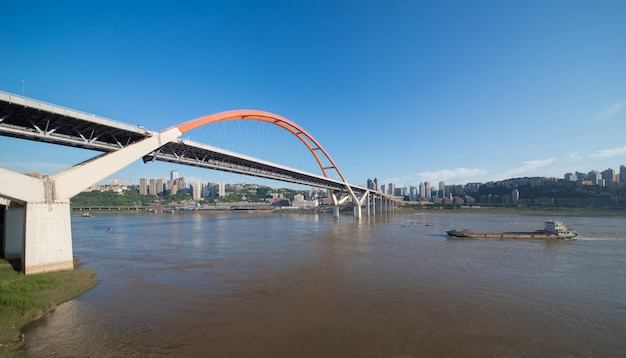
[0,91,398,274]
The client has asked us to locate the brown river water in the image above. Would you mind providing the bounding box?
[23,212,626,357]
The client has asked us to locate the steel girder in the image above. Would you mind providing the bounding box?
[0,91,150,151]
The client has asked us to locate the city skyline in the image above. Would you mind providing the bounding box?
[1,1,626,188]
[99,163,626,196]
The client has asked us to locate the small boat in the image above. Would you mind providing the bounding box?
[446,220,576,240]
[82,212,92,217]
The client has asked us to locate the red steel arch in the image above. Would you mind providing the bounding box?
[168,110,349,183]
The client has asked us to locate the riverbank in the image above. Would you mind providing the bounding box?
[0,258,98,357]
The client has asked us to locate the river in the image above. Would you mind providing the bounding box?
[24,212,626,357]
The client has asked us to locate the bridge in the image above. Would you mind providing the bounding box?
[0,91,398,274]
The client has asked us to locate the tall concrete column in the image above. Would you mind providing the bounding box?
[3,202,25,259]
[23,201,73,274]
[0,204,4,258]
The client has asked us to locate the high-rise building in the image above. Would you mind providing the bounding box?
[139,178,148,195]
[149,179,157,195]
[564,173,577,181]
[512,189,520,202]
[373,178,379,191]
[191,181,201,201]
[620,165,626,184]
[171,170,179,181]
[218,182,225,197]
[177,177,187,191]
[601,168,616,183]
[589,171,602,186]
[439,181,445,198]
[156,178,165,195]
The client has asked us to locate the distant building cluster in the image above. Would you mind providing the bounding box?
[137,170,226,201]
[83,169,323,208]
[367,164,626,206]
[84,164,625,208]
[563,165,626,187]
[366,177,474,204]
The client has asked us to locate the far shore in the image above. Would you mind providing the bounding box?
[72,205,626,218]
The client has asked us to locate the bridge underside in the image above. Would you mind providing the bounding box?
[145,139,354,191]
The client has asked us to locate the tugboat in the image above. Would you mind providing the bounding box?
[446,220,577,240]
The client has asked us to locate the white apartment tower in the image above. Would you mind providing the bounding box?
[139,178,148,195]
[191,181,202,201]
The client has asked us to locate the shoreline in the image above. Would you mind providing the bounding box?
[73,206,626,218]
[0,258,99,357]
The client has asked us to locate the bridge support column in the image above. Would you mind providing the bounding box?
[330,191,352,219]
[3,202,25,259]
[352,190,370,220]
[23,201,73,274]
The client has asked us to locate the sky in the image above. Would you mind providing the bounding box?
[1,0,626,189]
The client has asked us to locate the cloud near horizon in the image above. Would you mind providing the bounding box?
[493,158,557,181]
[593,102,625,121]
[566,152,579,160]
[588,144,626,158]
[388,167,489,187]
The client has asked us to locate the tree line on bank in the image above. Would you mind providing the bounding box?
[70,186,302,207]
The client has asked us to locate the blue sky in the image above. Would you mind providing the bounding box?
[1,0,626,189]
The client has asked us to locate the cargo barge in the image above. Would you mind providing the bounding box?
[446,220,577,239]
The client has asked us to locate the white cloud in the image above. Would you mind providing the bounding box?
[588,144,626,158]
[593,102,625,121]
[388,167,489,186]
[566,152,578,160]
[494,158,557,180]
